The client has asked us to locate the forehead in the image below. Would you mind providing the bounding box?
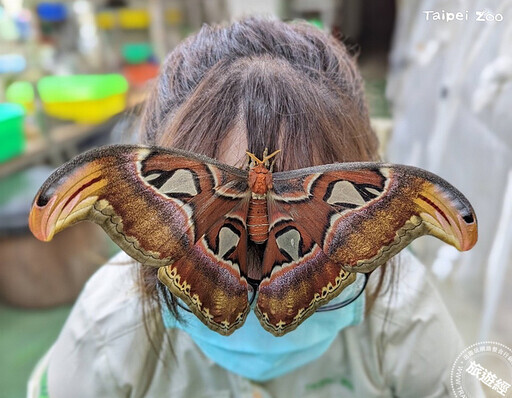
[217,126,248,167]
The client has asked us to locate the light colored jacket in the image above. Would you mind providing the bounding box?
[29,251,463,397]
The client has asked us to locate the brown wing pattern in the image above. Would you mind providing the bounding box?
[158,200,251,335]
[30,146,478,337]
[255,163,478,335]
[256,219,356,335]
[29,145,251,334]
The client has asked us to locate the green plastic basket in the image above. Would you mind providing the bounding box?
[0,103,25,162]
[37,74,128,103]
[37,74,128,123]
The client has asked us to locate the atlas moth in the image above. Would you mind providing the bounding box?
[29,145,478,336]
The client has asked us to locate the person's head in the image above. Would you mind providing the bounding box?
[138,16,386,333]
[141,17,378,169]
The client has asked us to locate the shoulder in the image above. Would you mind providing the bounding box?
[369,250,449,328]
[76,251,144,335]
[344,250,464,396]
[46,252,160,397]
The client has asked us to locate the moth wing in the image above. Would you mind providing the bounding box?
[158,199,252,335]
[256,163,478,335]
[29,144,252,334]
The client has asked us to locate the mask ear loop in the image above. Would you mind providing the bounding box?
[247,278,260,306]
[175,299,192,313]
[315,273,369,312]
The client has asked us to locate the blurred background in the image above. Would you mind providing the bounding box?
[0,0,511,397]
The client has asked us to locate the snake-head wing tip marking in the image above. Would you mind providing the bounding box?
[28,162,106,242]
[29,194,54,241]
[413,175,478,252]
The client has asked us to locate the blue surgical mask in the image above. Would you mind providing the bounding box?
[161,276,366,382]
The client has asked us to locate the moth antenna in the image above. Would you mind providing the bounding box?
[262,148,269,167]
[269,158,277,172]
[261,149,281,168]
[246,151,262,167]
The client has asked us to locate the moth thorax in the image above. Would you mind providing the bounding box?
[247,198,269,244]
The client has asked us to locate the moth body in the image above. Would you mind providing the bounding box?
[247,197,269,244]
[247,162,273,244]
[248,163,273,194]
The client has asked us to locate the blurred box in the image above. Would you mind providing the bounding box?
[0,54,26,74]
[6,81,35,114]
[123,63,159,87]
[36,2,67,22]
[0,103,25,162]
[119,8,150,29]
[122,42,153,64]
[37,74,128,124]
[96,10,116,30]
